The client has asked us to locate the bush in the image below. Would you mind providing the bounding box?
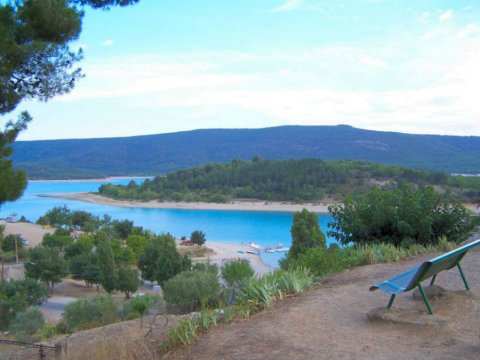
[9,307,45,342]
[0,278,49,328]
[1,234,23,252]
[163,271,220,311]
[62,295,119,332]
[280,246,350,277]
[121,295,159,321]
[192,261,218,275]
[221,259,255,287]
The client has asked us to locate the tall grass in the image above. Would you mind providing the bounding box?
[345,237,457,266]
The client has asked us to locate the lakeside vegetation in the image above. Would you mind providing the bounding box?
[98,158,480,203]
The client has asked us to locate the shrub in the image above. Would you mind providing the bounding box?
[121,294,159,321]
[192,261,218,275]
[8,307,45,342]
[116,267,141,299]
[221,258,255,287]
[62,295,119,332]
[1,234,23,252]
[0,278,48,328]
[163,271,220,311]
[280,246,349,277]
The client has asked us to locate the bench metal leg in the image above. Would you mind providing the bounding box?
[457,263,470,290]
[387,294,396,308]
[429,274,437,286]
[418,283,433,315]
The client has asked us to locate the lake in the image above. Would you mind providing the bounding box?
[0,178,335,268]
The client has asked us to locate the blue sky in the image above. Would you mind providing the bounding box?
[7,0,480,140]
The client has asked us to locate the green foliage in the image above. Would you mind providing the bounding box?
[61,295,119,332]
[168,317,199,346]
[64,234,95,258]
[37,205,73,227]
[190,230,206,247]
[97,157,480,203]
[69,252,100,288]
[289,209,326,258]
[137,234,191,286]
[97,240,118,293]
[0,113,30,206]
[121,295,158,321]
[221,258,255,288]
[192,261,218,275]
[1,234,23,252]
[42,233,73,250]
[237,269,314,310]
[0,278,48,328]
[280,246,350,278]
[117,267,141,299]
[8,307,45,342]
[328,185,474,247]
[0,0,139,115]
[163,271,221,310]
[24,247,69,289]
[126,234,149,259]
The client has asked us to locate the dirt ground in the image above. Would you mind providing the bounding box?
[168,247,480,360]
[0,220,54,248]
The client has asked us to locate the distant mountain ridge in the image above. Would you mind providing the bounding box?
[12,125,480,179]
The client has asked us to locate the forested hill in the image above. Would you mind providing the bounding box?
[12,125,480,179]
[98,158,480,203]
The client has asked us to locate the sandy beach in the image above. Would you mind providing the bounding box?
[38,192,334,213]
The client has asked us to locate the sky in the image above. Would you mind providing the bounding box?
[7,0,480,140]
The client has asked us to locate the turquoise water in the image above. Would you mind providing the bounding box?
[0,179,335,267]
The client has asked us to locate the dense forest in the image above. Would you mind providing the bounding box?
[13,125,480,179]
[97,158,480,203]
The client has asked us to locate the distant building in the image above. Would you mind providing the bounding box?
[6,213,19,223]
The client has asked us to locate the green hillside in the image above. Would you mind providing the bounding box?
[98,158,480,203]
[12,125,480,179]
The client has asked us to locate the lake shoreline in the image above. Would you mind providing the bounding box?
[37,192,336,213]
[29,176,153,183]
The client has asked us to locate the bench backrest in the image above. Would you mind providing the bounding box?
[403,239,480,291]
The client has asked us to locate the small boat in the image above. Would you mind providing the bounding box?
[248,242,262,250]
[237,250,245,254]
[265,249,275,253]
[246,250,260,255]
[275,247,290,252]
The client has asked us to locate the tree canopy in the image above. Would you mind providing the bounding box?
[328,185,475,247]
[98,158,480,203]
[0,0,140,207]
[289,209,326,259]
[0,0,139,115]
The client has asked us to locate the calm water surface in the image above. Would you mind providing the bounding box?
[0,178,335,267]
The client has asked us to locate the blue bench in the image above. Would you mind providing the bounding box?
[370,239,480,314]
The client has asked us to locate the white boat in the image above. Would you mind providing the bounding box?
[265,249,275,253]
[275,247,290,252]
[248,242,262,250]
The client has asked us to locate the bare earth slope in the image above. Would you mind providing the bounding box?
[169,248,480,360]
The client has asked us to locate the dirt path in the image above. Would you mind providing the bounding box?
[168,247,480,360]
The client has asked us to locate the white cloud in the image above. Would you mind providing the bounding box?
[439,10,453,22]
[421,29,448,41]
[457,24,480,38]
[270,0,303,13]
[103,39,114,46]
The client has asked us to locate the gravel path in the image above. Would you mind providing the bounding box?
[168,246,480,360]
